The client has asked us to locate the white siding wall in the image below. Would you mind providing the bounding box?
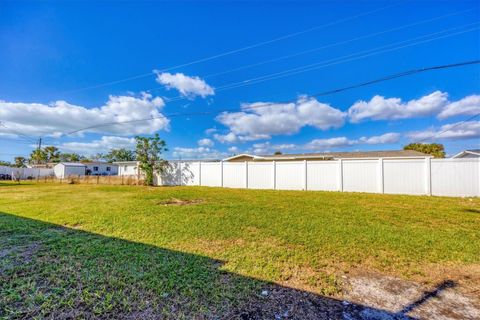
[85,163,118,175]
[118,164,138,176]
[53,164,65,178]
[64,166,86,178]
[155,159,480,197]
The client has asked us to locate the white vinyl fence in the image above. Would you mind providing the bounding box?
[157,159,479,197]
[0,166,54,180]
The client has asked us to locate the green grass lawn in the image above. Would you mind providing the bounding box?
[1,182,479,318]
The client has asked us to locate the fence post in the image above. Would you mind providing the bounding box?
[198,162,202,186]
[304,160,308,191]
[378,158,384,194]
[338,159,343,192]
[245,161,248,189]
[425,157,432,196]
[220,161,224,187]
[178,162,182,186]
[272,161,276,190]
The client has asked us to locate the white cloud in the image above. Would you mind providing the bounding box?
[213,132,269,144]
[215,97,346,143]
[249,142,297,154]
[358,132,400,144]
[172,146,226,159]
[0,93,169,137]
[438,94,480,119]
[155,72,214,98]
[58,136,136,155]
[205,128,217,135]
[407,121,480,141]
[198,138,214,147]
[228,146,240,154]
[304,137,354,150]
[348,91,448,123]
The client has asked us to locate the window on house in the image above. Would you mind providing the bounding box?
[106,167,111,171]
[93,166,99,171]
[124,165,127,170]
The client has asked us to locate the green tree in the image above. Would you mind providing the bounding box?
[30,149,47,164]
[44,146,60,162]
[0,160,11,166]
[104,148,136,162]
[135,134,168,186]
[404,143,445,158]
[14,156,27,168]
[59,153,83,162]
[89,153,106,162]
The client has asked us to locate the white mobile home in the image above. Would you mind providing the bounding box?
[53,163,86,179]
[115,161,140,176]
[84,162,118,176]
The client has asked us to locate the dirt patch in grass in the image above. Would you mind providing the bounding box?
[157,198,204,206]
[342,272,480,320]
[228,285,344,319]
[0,242,40,273]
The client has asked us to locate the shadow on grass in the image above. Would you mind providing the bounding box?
[1,212,444,319]
[0,182,33,187]
[463,208,480,214]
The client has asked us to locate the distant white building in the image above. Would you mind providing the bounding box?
[451,149,480,159]
[115,161,140,176]
[53,162,118,178]
[53,163,86,179]
[84,162,118,176]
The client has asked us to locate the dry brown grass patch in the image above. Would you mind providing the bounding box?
[156,198,204,206]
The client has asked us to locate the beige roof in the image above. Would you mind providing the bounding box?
[224,150,431,161]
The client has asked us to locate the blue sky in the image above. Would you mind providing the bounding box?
[0,0,479,161]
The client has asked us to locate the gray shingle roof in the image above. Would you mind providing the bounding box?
[224,150,431,161]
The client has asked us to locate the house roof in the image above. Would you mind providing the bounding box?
[223,150,431,161]
[466,149,480,154]
[113,161,138,165]
[451,149,480,158]
[57,162,87,167]
[81,161,117,165]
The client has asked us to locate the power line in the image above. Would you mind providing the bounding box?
[413,112,480,144]
[63,60,480,135]
[17,18,475,139]
[201,8,476,79]
[0,137,36,144]
[142,8,475,95]
[206,24,480,94]
[0,122,38,144]
[312,61,480,98]
[154,22,480,102]
[59,2,402,95]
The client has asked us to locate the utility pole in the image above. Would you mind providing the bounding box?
[36,137,42,164]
